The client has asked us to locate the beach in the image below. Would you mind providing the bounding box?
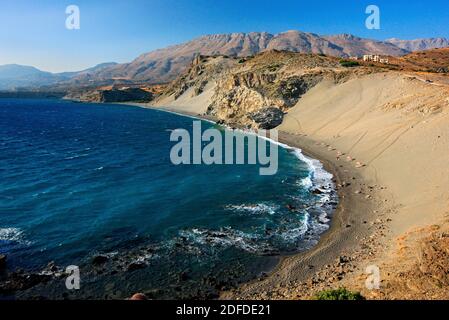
[143,71,449,299]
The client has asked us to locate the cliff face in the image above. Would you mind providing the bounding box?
[156,50,378,129]
[163,55,238,100]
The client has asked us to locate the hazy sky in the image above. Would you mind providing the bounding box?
[1,0,448,72]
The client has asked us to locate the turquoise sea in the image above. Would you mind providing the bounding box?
[0,99,336,299]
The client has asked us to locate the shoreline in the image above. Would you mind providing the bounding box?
[124,102,379,299]
[221,132,380,299]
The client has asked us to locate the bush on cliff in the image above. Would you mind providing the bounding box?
[314,288,365,300]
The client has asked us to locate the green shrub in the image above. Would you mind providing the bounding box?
[314,288,365,300]
[339,60,360,67]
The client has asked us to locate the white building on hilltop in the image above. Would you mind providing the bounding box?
[363,54,389,64]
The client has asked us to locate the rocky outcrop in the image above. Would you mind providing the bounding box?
[249,107,285,129]
[162,55,238,100]
[204,51,362,128]
[157,50,379,129]
[100,88,153,103]
[66,87,153,103]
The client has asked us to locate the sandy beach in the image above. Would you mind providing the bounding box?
[140,70,449,299]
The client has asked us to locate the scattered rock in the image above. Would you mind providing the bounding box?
[92,255,109,265]
[0,254,6,270]
[127,262,146,272]
[179,271,190,281]
[129,293,148,301]
[355,162,365,168]
[312,188,325,195]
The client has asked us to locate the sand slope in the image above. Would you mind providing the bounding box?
[281,72,449,236]
[152,81,216,115]
[275,72,449,298]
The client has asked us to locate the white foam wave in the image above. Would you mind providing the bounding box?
[0,227,24,242]
[226,127,335,196]
[298,176,313,189]
[225,203,279,215]
[64,153,90,160]
[179,228,274,254]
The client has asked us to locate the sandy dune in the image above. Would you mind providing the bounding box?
[281,72,449,237]
[153,81,216,115]
[276,72,449,298]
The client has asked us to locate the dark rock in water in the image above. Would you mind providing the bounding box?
[92,255,109,265]
[0,272,52,294]
[46,261,58,272]
[127,262,146,272]
[286,204,297,211]
[0,254,6,270]
[249,107,284,129]
[312,188,325,195]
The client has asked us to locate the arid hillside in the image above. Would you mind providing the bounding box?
[395,48,449,73]
[154,50,383,128]
[71,31,411,85]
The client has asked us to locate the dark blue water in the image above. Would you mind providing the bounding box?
[0,99,335,299]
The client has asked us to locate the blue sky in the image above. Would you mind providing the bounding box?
[1,0,448,72]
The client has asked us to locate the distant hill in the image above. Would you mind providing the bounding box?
[58,62,118,78]
[77,31,409,84]
[386,38,449,52]
[324,34,408,57]
[0,62,117,90]
[0,64,62,90]
[2,31,449,91]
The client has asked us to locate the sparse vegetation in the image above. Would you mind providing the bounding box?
[314,288,365,300]
[339,59,360,67]
[267,64,281,72]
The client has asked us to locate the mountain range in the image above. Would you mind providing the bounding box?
[0,63,117,91]
[1,31,448,90]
